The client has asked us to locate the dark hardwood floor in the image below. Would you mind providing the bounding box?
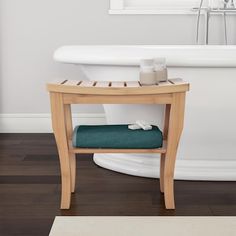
[1,134,236,235]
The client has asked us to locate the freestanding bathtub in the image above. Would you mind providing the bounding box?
[54,45,236,181]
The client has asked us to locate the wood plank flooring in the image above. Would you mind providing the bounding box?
[1,134,236,236]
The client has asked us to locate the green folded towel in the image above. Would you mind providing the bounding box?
[72,125,163,149]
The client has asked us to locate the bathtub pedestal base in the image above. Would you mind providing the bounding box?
[93,153,160,178]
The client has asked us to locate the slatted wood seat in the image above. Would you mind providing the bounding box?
[47,78,190,210]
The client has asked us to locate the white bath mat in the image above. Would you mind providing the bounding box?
[49,216,236,236]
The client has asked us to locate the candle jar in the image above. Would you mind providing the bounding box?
[154,58,168,83]
[139,59,156,86]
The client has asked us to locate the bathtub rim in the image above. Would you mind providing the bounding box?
[54,45,236,68]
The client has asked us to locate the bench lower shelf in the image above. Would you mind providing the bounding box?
[69,141,167,154]
[70,148,166,154]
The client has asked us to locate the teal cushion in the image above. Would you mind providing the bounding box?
[72,125,163,149]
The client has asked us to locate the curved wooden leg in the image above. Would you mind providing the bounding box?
[160,154,165,193]
[50,92,72,209]
[64,104,76,194]
[58,150,72,209]
[70,153,76,193]
[164,93,185,210]
[160,104,170,193]
[164,148,178,209]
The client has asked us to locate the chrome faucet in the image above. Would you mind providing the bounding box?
[196,0,210,45]
[223,0,229,44]
[196,0,204,44]
[229,0,235,8]
[224,0,229,7]
[194,0,236,45]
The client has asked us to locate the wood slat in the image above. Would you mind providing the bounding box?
[79,81,96,87]
[95,81,110,87]
[126,81,141,87]
[158,81,173,86]
[111,82,125,88]
[63,80,80,86]
[168,78,186,85]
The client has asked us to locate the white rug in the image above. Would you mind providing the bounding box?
[49,216,236,236]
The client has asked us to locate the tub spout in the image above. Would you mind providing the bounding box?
[194,0,236,45]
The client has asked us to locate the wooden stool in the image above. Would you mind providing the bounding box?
[47,79,190,210]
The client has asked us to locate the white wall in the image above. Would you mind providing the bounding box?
[1,0,236,114]
[1,0,236,180]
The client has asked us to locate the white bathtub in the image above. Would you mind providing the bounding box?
[54,45,236,181]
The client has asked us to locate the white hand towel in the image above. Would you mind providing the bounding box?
[128,120,153,131]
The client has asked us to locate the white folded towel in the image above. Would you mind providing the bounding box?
[128,120,153,131]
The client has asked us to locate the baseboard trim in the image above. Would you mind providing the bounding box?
[0,113,106,133]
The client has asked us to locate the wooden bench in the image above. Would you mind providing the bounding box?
[47,79,190,210]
